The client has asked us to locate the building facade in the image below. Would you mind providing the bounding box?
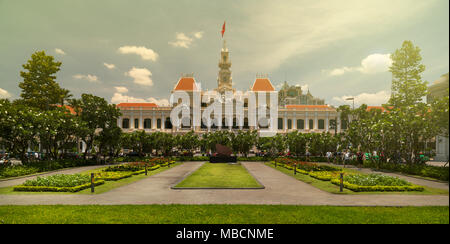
[116,40,345,135]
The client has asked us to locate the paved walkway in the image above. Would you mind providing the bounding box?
[0,162,448,206]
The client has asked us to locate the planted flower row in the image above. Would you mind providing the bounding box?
[271,161,424,192]
[13,174,105,192]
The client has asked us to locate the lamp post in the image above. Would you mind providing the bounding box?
[345,97,355,110]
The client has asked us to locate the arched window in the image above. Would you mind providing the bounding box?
[287,119,292,130]
[318,119,325,130]
[134,118,139,129]
[144,119,152,129]
[278,118,283,130]
[165,117,172,129]
[157,118,162,129]
[309,119,314,130]
[243,118,249,129]
[297,119,304,129]
[122,118,130,129]
[233,118,238,129]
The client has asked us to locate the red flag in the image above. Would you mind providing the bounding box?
[221,21,226,37]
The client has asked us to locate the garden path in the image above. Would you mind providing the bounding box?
[0,162,448,206]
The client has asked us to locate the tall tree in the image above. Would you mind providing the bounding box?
[386,40,435,163]
[19,51,70,110]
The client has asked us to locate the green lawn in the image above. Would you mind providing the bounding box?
[0,162,183,195]
[174,162,263,188]
[266,163,449,195]
[0,205,447,224]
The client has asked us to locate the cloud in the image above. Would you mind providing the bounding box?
[103,63,116,69]
[193,31,204,39]
[0,88,12,98]
[125,67,153,86]
[114,86,128,93]
[358,53,393,74]
[232,0,433,73]
[168,32,194,48]
[73,74,98,82]
[110,87,169,106]
[55,48,66,55]
[118,46,159,61]
[332,90,391,106]
[169,31,204,48]
[324,53,392,76]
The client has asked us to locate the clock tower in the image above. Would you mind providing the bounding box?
[216,39,235,93]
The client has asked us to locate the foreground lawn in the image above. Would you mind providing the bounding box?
[0,205,447,224]
[0,162,183,195]
[174,162,263,188]
[266,163,449,195]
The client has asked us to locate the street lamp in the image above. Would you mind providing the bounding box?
[346,97,355,110]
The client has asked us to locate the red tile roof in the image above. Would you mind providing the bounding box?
[117,103,158,108]
[366,106,387,112]
[174,77,197,91]
[56,105,77,115]
[285,105,332,110]
[251,78,275,91]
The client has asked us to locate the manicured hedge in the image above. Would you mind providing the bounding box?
[13,180,105,192]
[308,171,341,181]
[330,179,424,192]
[0,159,102,179]
[363,161,449,181]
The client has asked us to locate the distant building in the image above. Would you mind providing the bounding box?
[427,73,449,162]
[278,81,325,106]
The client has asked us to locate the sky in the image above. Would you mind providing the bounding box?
[0,0,448,107]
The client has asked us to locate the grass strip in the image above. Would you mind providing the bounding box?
[0,205,447,224]
[174,163,263,188]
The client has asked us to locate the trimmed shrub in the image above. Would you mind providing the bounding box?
[13,180,105,192]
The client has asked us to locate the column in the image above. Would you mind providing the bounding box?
[284,113,287,132]
[305,111,309,130]
[293,112,297,130]
[325,112,329,132]
[152,112,156,130]
[161,112,165,130]
[130,113,134,129]
[314,111,318,130]
[139,109,143,129]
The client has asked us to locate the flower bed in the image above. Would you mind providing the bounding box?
[330,174,424,192]
[13,174,105,192]
[13,181,105,192]
[273,159,340,172]
[308,171,343,181]
[93,171,134,181]
[104,163,163,172]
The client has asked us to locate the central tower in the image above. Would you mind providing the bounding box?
[216,39,235,94]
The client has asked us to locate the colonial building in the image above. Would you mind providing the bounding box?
[116,40,345,135]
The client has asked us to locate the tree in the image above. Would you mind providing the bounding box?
[69,94,121,159]
[0,100,40,162]
[386,40,436,164]
[19,51,70,110]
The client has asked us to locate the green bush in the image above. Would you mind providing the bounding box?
[330,179,424,192]
[13,180,105,192]
[363,161,449,181]
[0,166,40,178]
[22,174,91,187]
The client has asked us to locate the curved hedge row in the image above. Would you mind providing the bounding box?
[13,180,105,192]
[330,179,424,192]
